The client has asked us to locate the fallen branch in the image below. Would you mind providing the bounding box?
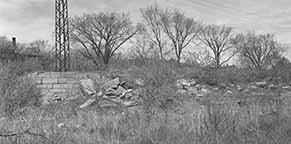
[0,129,47,139]
[0,132,17,137]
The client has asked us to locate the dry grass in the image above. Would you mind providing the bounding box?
[1,59,291,144]
[1,98,291,144]
[0,62,41,117]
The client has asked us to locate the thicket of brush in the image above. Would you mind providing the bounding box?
[0,61,42,118]
[0,57,291,143]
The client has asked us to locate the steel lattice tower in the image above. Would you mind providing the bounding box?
[55,0,70,72]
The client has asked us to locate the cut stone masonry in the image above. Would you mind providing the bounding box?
[28,72,101,104]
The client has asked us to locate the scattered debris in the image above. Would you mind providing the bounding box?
[175,78,291,102]
[80,79,96,96]
[105,86,127,97]
[96,91,103,97]
[78,76,140,111]
[254,81,268,88]
[135,78,145,86]
[102,78,120,90]
[80,99,96,109]
[57,123,65,128]
[176,79,197,89]
[123,101,137,107]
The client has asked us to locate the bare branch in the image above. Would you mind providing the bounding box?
[232,32,282,69]
[70,12,137,65]
[159,9,201,63]
[198,24,234,68]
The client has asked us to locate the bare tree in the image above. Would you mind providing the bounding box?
[29,40,49,53]
[70,12,139,65]
[160,9,201,63]
[186,49,213,66]
[29,40,54,70]
[141,5,167,59]
[198,25,236,68]
[129,32,155,61]
[232,32,284,70]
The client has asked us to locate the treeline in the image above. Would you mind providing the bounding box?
[70,5,289,70]
[0,5,289,72]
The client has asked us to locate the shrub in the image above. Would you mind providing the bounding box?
[194,66,271,85]
[270,58,291,83]
[0,63,41,117]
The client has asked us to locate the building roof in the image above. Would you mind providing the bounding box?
[17,47,40,57]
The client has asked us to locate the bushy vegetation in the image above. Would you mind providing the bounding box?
[1,96,291,144]
[0,62,41,117]
[0,55,291,143]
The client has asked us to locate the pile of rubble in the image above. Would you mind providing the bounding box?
[78,77,140,109]
[176,78,291,101]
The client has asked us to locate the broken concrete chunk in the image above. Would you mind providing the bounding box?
[120,89,134,99]
[200,88,211,94]
[187,87,199,95]
[177,89,187,94]
[120,81,133,89]
[57,123,65,128]
[102,78,120,90]
[254,81,268,88]
[123,101,137,107]
[79,99,96,109]
[176,79,197,89]
[53,96,63,103]
[135,78,145,86]
[96,91,104,97]
[282,86,291,89]
[105,86,127,97]
[99,100,119,108]
[80,79,96,96]
[236,85,243,91]
[268,84,278,89]
[116,86,127,95]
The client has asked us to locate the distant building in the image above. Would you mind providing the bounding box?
[0,37,41,64]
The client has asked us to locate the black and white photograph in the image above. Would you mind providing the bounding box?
[0,0,291,143]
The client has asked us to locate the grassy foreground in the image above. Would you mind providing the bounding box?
[1,60,291,144]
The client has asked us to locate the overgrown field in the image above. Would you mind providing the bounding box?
[1,60,291,144]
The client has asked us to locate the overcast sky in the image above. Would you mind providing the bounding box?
[0,0,290,57]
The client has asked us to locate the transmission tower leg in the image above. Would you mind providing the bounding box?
[55,0,70,72]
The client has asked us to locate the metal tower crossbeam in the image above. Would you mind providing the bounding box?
[55,0,70,72]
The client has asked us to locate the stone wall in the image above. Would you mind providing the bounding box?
[29,72,101,104]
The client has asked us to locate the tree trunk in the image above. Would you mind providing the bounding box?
[103,45,111,65]
[103,56,110,65]
[177,55,181,63]
[159,48,164,60]
[215,53,220,68]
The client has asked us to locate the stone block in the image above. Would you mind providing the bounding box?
[40,89,49,95]
[86,73,101,80]
[33,78,42,84]
[37,84,53,89]
[61,77,79,84]
[42,78,58,84]
[38,72,51,78]
[72,83,81,89]
[49,89,67,93]
[53,84,73,89]
[66,80,79,84]
[71,88,81,96]
[62,72,78,78]
[102,78,120,90]
[80,79,96,96]
[57,78,68,84]
[50,72,63,78]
